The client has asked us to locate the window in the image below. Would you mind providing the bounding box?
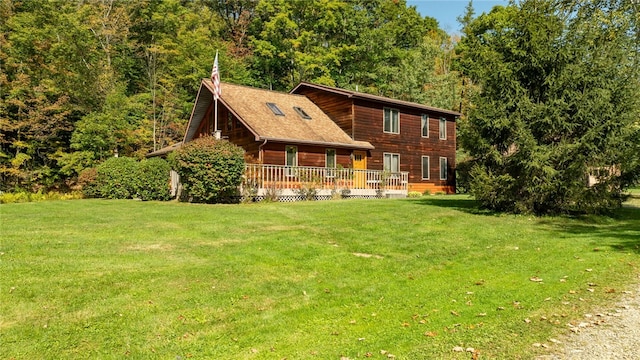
[421,114,429,138]
[439,117,447,139]
[285,145,298,176]
[422,156,430,180]
[293,106,311,120]
[383,153,400,173]
[384,107,399,134]
[326,149,336,177]
[440,157,448,180]
[266,102,285,116]
[326,149,336,168]
[226,112,233,131]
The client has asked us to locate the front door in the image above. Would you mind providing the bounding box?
[353,151,367,188]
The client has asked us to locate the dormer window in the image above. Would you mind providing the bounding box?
[266,102,285,116]
[293,106,311,120]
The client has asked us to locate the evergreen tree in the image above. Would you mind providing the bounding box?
[458,0,640,214]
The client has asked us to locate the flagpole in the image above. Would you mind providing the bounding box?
[211,50,221,139]
[214,96,218,139]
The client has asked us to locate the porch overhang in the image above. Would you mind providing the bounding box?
[258,137,374,150]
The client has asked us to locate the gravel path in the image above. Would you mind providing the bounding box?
[537,278,640,360]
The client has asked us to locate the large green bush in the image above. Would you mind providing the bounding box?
[137,157,172,201]
[84,157,171,200]
[95,157,139,199]
[171,137,245,203]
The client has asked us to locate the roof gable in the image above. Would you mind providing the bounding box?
[291,82,461,117]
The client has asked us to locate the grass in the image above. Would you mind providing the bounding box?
[1,197,639,359]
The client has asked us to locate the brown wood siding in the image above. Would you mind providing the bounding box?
[262,143,351,168]
[351,99,457,191]
[294,88,354,137]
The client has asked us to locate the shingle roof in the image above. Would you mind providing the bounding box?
[183,80,373,150]
[291,82,462,117]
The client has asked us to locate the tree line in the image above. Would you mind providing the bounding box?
[1,0,638,213]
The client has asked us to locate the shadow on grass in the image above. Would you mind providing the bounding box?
[539,205,640,255]
[413,196,640,255]
[409,195,497,215]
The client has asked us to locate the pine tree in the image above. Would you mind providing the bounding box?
[458,0,640,214]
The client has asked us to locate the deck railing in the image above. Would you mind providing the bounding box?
[243,164,408,193]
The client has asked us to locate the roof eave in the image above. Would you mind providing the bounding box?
[259,136,374,150]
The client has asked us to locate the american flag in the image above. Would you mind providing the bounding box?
[211,51,221,100]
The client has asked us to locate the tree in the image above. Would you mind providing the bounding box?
[458,0,640,214]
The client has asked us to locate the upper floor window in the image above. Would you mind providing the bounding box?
[384,107,399,134]
[267,102,285,116]
[383,153,400,173]
[421,114,429,138]
[226,112,233,131]
[439,117,447,140]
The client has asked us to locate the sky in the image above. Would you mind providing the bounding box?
[406,0,509,34]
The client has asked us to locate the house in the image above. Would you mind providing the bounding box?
[291,82,459,194]
[149,80,459,199]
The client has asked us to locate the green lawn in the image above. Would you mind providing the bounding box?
[1,197,639,359]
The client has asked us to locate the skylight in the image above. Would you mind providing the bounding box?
[266,102,285,116]
[293,106,312,120]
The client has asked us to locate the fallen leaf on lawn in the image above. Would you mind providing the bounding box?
[606,288,616,293]
[587,288,595,292]
[585,268,593,272]
[530,277,543,282]
[544,297,551,301]
[524,318,531,323]
[569,290,576,294]
[452,346,465,352]
[475,279,485,286]
[450,310,460,316]
[497,306,505,310]
[477,313,487,317]
[424,331,437,337]
[401,322,410,327]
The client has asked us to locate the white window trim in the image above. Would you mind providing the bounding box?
[285,145,298,166]
[383,152,401,173]
[421,114,429,138]
[422,156,430,180]
[439,117,447,140]
[325,149,336,168]
[439,157,448,180]
[383,107,400,134]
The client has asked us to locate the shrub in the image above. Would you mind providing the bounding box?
[78,167,100,198]
[407,191,422,198]
[86,157,172,200]
[171,136,245,203]
[94,157,139,199]
[136,157,172,201]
